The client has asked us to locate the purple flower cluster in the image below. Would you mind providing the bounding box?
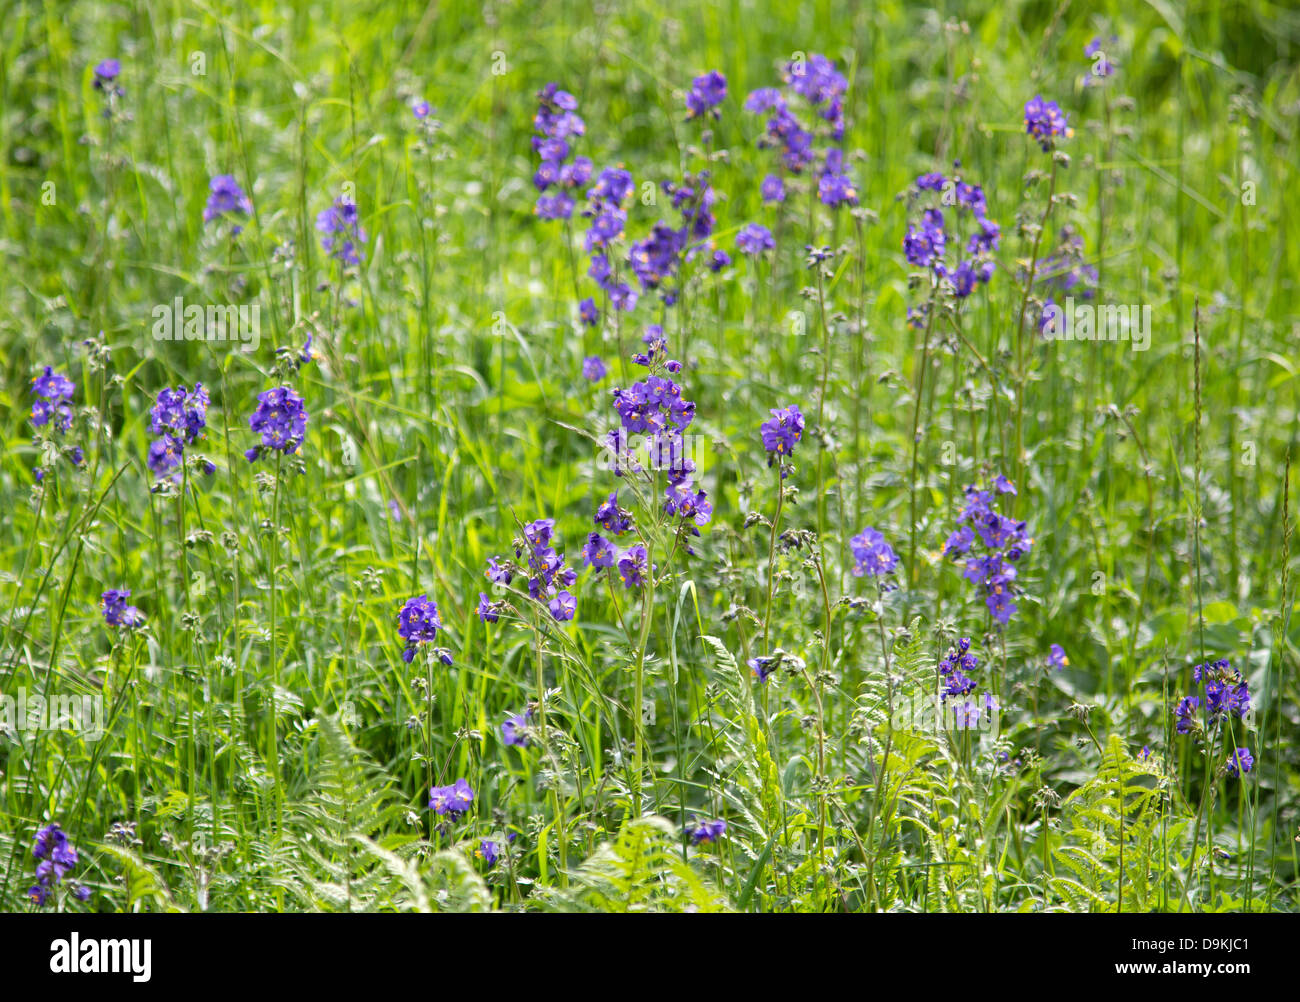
[760,404,804,473]
[736,222,775,256]
[938,637,979,702]
[398,594,449,664]
[685,70,727,120]
[148,384,211,477]
[102,588,144,630]
[30,366,76,435]
[316,196,366,266]
[29,823,90,906]
[485,518,578,622]
[903,167,1000,298]
[532,83,590,221]
[850,527,899,578]
[429,778,475,819]
[1024,95,1072,152]
[1175,659,1251,737]
[203,174,252,232]
[581,167,638,311]
[1226,747,1254,778]
[245,386,308,462]
[941,478,1031,626]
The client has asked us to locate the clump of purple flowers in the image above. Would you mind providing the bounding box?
[316,196,366,266]
[203,174,253,232]
[1174,659,1251,739]
[245,386,308,462]
[29,823,90,906]
[398,594,449,664]
[760,404,804,474]
[148,384,211,478]
[581,166,638,311]
[495,518,577,622]
[941,478,1031,626]
[429,778,475,819]
[902,166,1000,299]
[101,588,144,630]
[532,83,589,221]
[30,366,76,435]
[850,527,899,578]
[686,70,727,120]
[736,222,775,256]
[1023,95,1072,152]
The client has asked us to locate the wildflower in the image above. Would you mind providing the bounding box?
[429,779,475,819]
[477,840,500,866]
[92,59,121,92]
[245,386,308,462]
[1048,643,1068,669]
[736,222,775,255]
[397,594,442,664]
[817,148,858,208]
[30,366,76,434]
[582,355,607,381]
[477,593,501,624]
[748,656,776,683]
[759,404,804,461]
[579,299,600,328]
[1226,748,1254,778]
[1174,696,1201,735]
[29,823,87,906]
[1083,37,1118,85]
[502,710,532,747]
[689,819,727,845]
[203,174,253,230]
[686,70,727,119]
[316,197,367,266]
[101,589,144,630]
[850,527,899,578]
[582,532,619,570]
[617,544,649,588]
[411,98,431,119]
[760,174,786,204]
[549,590,577,621]
[1023,95,1072,151]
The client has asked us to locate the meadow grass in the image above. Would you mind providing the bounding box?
[0,0,1297,912]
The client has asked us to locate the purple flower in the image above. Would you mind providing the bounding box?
[1048,643,1068,669]
[429,778,474,818]
[477,840,500,866]
[502,710,532,747]
[760,174,786,204]
[398,594,442,663]
[748,656,776,683]
[583,355,607,382]
[549,590,577,621]
[101,589,144,630]
[246,386,308,462]
[1226,747,1253,778]
[736,222,775,255]
[579,298,600,328]
[689,818,727,845]
[850,527,899,578]
[1175,696,1201,735]
[93,59,121,90]
[1024,95,1072,151]
[477,593,500,624]
[595,492,633,534]
[760,404,804,460]
[29,823,85,906]
[316,197,366,265]
[203,174,252,227]
[686,70,727,119]
[617,544,649,588]
[582,532,619,569]
[30,366,76,434]
[411,98,431,119]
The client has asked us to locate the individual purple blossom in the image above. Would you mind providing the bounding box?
[477,593,501,624]
[689,818,727,845]
[595,492,633,534]
[397,594,442,664]
[760,174,786,203]
[428,778,474,818]
[411,98,431,119]
[1226,748,1254,778]
[92,59,121,92]
[579,298,600,328]
[582,532,619,570]
[850,527,899,578]
[502,709,533,747]
[748,655,776,683]
[549,590,577,621]
[617,544,649,588]
[736,222,775,255]
[1048,643,1068,669]
[477,840,500,866]
[583,355,607,381]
